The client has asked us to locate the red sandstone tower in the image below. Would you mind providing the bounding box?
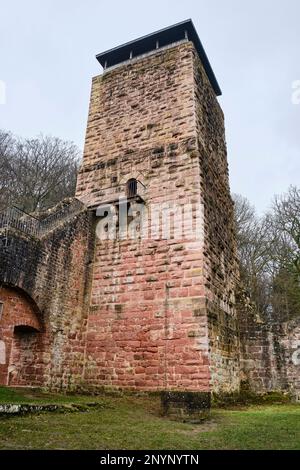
[1,21,298,408]
[76,20,239,413]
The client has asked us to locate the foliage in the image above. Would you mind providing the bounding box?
[0,130,80,213]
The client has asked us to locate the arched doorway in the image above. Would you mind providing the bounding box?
[0,286,44,386]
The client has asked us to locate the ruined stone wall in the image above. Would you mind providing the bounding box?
[192,50,240,394]
[77,42,212,392]
[239,318,288,393]
[280,319,300,397]
[0,202,94,390]
[238,296,300,397]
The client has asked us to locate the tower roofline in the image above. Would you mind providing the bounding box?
[96,19,222,96]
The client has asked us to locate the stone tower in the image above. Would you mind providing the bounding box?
[1,20,299,407]
[76,19,240,411]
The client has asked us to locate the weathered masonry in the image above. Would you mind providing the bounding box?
[0,20,299,415]
[76,19,240,407]
[0,200,94,390]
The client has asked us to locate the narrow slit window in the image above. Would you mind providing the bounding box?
[126,179,137,198]
[0,302,3,321]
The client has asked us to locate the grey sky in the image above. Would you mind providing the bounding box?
[1,0,299,213]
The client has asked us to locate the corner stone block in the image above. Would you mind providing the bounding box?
[160,390,211,422]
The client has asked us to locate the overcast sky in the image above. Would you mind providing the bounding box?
[0,0,299,213]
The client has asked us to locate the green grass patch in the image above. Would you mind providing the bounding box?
[0,389,299,450]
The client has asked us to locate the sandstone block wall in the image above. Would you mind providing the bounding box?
[192,50,240,394]
[76,41,240,394]
[280,320,300,396]
[238,297,300,398]
[0,286,42,386]
[0,201,94,390]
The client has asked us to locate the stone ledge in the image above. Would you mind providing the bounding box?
[0,402,104,416]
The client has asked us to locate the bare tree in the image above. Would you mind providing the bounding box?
[233,187,300,322]
[0,130,80,213]
[0,130,15,210]
[233,194,272,315]
[269,186,300,320]
[270,186,300,276]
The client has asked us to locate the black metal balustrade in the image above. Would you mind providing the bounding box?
[0,199,85,240]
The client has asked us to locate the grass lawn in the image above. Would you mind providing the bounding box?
[0,387,299,450]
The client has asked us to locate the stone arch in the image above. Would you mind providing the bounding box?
[0,285,45,387]
[119,171,146,188]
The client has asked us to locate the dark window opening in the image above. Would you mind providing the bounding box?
[126,179,137,198]
[14,325,39,334]
[0,302,3,320]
